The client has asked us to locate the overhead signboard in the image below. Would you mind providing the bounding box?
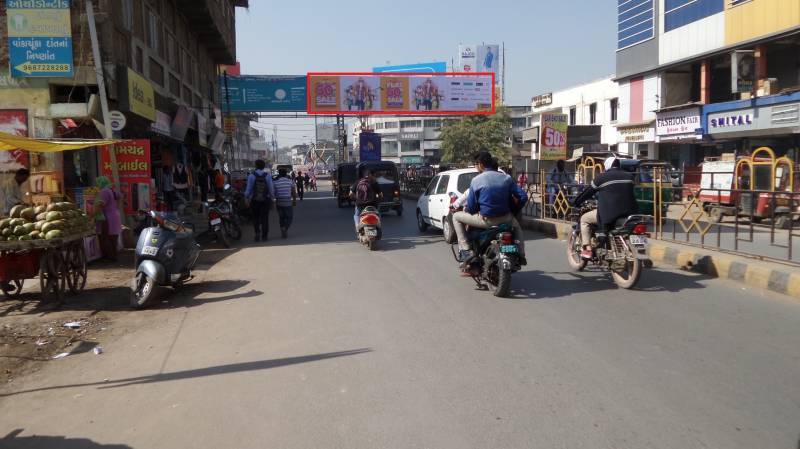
[221,75,307,112]
[118,67,156,121]
[532,93,553,108]
[307,72,495,115]
[373,62,447,73]
[539,113,568,160]
[7,0,74,78]
[476,45,499,75]
[458,45,477,72]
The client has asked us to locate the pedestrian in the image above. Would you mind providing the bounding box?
[273,168,297,238]
[0,168,30,215]
[304,172,311,190]
[245,159,275,242]
[92,176,122,262]
[161,165,175,211]
[295,170,305,201]
[547,159,571,205]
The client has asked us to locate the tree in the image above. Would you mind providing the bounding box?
[440,106,511,166]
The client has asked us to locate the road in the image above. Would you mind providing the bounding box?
[2,181,800,449]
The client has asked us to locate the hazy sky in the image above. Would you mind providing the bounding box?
[235,0,617,145]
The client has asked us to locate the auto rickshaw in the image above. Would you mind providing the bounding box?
[336,162,358,208]
[356,161,403,215]
[621,159,675,220]
[734,147,797,228]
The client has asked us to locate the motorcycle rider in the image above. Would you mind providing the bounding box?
[351,169,382,229]
[452,151,528,268]
[571,155,639,259]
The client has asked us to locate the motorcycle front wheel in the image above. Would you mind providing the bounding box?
[131,272,157,309]
[224,219,242,240]
[216,228,230,248]
[611,258,642,289]
[566,232,588,271]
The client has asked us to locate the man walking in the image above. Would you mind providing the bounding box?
[273,168,297,238]
[295,170,305,201]
[245,160,275,242]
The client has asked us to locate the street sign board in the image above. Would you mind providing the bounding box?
[221,75,307,112]
[108,110,126,131]
[307,72,495,116]
[373,62,447,73]
[7,0,74,78]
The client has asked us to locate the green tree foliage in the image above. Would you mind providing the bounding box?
[440,107,512,166]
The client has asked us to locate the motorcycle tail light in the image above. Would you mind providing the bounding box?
[500,232,514,244]
[360,214,379,226]
[209,210,221,220]
[632,223,648,235]
[394,190,400,197]
[449,193,458,205]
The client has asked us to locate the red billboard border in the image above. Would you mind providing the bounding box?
[306,72,496,116]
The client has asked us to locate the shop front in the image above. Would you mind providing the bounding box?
[616,121,656,159]
[655,106,705,169]
[706,100,800,162]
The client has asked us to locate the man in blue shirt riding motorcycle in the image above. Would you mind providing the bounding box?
[452,151,528,268]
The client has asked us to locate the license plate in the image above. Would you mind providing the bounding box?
[500,245,518,253]
[210,218,222,226]
[364,228,378,237]
[630,235,648,247]
[141,246,158,256]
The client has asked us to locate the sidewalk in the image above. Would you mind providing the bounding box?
[520,217,800,300]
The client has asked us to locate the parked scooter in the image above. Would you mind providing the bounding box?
[211,189,242,241]
[202,199,234,248]
[356,206,382,251]
[131,211,201,308]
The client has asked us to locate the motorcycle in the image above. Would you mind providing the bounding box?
[203,199,237,247]
[449,198,522,298]
[212,191,243,242]
[566,203,649,289]
[131,211,201,308]
[221,184,249,224]
[356,206,382,251]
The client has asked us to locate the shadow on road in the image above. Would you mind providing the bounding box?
[0,348,372,397]
[1,429,133,449]
[510,267,708,299]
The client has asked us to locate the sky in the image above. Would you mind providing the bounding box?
[234,0,617,146]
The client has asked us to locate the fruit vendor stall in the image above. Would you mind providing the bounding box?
[0,132,118,302]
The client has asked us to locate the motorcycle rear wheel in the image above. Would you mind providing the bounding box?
[493,268,512,298]
[611,259,642,289]
[216,228,230,248]
[566,232,588,271]
[367,240,376,251]
[131,272,157,309]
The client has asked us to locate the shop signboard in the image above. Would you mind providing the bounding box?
[307,73,495,115]
[708,109,757,134]
[532,93,552,108]
[7,0,73,78]
[119,67,156,121]
[539,113,568,161]
[196,113,209,147]
[0,109,29,171]
[458,45,477,72]
[100,140,153,215]
[617,124,655,143]
[656,108,701,139]
[221,75,307,112]
[151,110,171,136]
[708,103,800,136]
[359,132,381,162]
[399,132,421,141]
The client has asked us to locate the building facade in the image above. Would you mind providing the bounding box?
[616,0,800,168]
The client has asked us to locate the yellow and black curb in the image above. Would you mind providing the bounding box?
[521,217,800,300]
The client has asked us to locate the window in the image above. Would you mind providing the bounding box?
[384,121,399,129]
[149,57,164,86]
[569,107,576,126]
[146,9,159,51]
[664,0,724,32]
[167,33,177,68]
[183,85,192,103]
[425,176,440,195]
[169,73,180,98]
[617,0,654,49]
[180,49,189,77]
[457,172,478,193]
[424,119,442,128]
[401,120,422,129]
[435,175,450,195]
[589,103,597,124]
[121,0,133,31]
[134,46,144,74]
[610,98,619,122]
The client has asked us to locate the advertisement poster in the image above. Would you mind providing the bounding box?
[359,132,381,162]
[476,45,500,75]
[221,75,307,112]
[458,45,477,72]
[373,62,447,73]
[310,76,340,111]
[340,76,379,112]
[380,77,409,110]
[0,109,29,172]
[7,0,73,78]
[539,113,568,161]
[307,73,494,115]
[100,140,153,215]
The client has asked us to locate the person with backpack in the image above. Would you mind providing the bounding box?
[351,169,382,228]
[295,170,305,201]
[245,159,276,242]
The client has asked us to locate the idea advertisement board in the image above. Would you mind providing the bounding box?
[307,72,495,115]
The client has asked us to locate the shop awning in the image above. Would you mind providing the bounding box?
[0,131,118,153]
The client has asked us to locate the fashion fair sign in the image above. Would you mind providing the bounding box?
[656,108,701,136]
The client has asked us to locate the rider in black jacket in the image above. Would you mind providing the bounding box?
[571,156,639,259]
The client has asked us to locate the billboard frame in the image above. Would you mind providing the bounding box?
[306,72,496,116]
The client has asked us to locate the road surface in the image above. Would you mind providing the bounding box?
[2,182,799,449]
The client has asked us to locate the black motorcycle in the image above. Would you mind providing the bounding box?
[449,201,522,297]
[566,203,649,289]
[131,211,201,308]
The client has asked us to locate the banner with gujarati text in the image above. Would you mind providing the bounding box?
[100,140,153,215]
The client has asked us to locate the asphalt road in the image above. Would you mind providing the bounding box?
[2,182,799,449]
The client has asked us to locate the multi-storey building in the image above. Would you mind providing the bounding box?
[616,0,800,168]
[0,0,248,211]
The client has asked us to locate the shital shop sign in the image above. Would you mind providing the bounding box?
[710,113,753,129]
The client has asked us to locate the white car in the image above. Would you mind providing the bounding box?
[416,168,479,243]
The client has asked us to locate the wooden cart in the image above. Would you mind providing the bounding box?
[0,230,92,303]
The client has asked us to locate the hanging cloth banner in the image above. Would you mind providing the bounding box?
[0,131,117,152]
